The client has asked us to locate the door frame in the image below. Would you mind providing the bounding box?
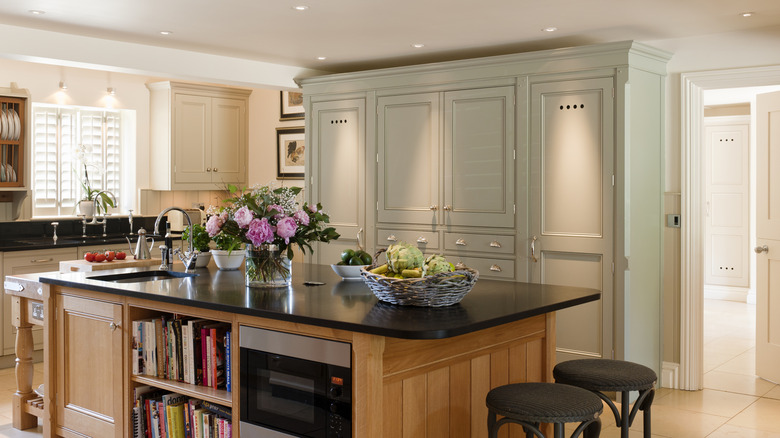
[680,65,780,390]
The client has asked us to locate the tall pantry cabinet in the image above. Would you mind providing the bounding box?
[302,41,671,377]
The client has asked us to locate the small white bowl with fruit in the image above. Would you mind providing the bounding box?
[331,248,373,280]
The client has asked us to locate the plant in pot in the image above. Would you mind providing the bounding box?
[208,224,246,270]
[76,163,115,218]
[182,224,212,268]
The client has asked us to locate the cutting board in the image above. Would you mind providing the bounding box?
[59,258,162,273]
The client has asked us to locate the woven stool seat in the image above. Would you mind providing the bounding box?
[554,359,657,438]
[553,359,657,392]
[486,382,602,438]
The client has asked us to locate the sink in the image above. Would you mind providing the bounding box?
[88,270,198,283]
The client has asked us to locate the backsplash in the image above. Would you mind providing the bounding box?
[0,215,165,241]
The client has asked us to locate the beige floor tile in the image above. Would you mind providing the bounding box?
[704,370,777,397]
[764,385,780,400]
[716,348,756,376]
[632,403,729,438]
[708,424,780,437]
[653,388,757,418]
[728,398,780,434]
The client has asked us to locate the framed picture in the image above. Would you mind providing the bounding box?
[280,91,304,120]
[276,127,305,179]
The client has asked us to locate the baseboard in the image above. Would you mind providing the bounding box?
[661,361,679,389]
[704,285,749,302]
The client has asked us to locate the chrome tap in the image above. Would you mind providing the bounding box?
[77,214,87,237]
[128,209,134,235]
[154,206,199,271]
[90,190,117,224]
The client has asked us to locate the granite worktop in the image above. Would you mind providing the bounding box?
[27,263,600,340]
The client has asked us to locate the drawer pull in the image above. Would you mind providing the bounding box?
[31,258,53,263]
[4,281,24,292]
[490,264,502,272]
[455,238,467,246]
[489,241,502,248]
[443,205,452,211]
[206,167,212,172]
[109,322,119,331]
[416,237,428,244]
[213,168,218,172]
[429,205,438,211]
[387,234,398,242]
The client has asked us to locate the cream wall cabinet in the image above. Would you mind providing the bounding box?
[147,81,251,191]
[2,247,76,356]
[302,41,670,375]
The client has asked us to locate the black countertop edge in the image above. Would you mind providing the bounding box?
[37,271,601,340]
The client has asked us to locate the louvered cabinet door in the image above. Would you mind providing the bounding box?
[55,293,124,438]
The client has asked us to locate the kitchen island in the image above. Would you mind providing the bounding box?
[5,263,599,437]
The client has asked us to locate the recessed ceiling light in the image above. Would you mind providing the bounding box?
[317,56,327,61]
[740,11,754,17]
[542,26,558,32]
[58,81,67,90]
[28,10,45,15]
[107,87,116,96]
[411,43,425,48]
[159,30,173,35]
[293,5,309,11]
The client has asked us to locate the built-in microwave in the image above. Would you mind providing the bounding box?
[239,326,352,438]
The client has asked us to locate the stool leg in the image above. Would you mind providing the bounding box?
[487,412,498,438]
[554,423,565,438]
[583,418,602,438]
[620,391,630,438]
[641,389,655,438]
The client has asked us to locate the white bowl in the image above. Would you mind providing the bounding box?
[331,264,369,280]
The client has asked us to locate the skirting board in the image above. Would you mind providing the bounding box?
[704,285,749,303]
[662,361,680,389]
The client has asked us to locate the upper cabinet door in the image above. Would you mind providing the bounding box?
[444,87,515,228]
[377,93,440,225]
[173,94,211,184]
[211,97,247,184]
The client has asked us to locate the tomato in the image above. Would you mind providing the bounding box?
[105,251,115,262]
[116,251,127,260]
[94,253,106,262]
[84,252,95,262]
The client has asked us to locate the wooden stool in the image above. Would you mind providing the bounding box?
[553,359,657,438]
[486,382,603,438]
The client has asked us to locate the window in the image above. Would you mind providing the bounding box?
[32,104,122,217]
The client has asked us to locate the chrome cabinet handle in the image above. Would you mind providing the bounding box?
[429,205,438,210]
[31,258,53,263]
[490,264,502,272]
[530,236,538,263]
[417,237,428,244]
[489,240,501,248]
[755,245,769,254]
[455,238,467,246]
[443,205,452,211]
[109,322,119,331]
[387,234,398,242]
[206,167,212,172]
[213,168,218,172]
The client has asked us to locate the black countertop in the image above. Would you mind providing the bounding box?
[33,264,600,340]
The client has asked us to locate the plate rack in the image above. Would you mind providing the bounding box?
[0,97,24,188]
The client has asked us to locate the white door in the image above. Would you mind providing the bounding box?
[529,77,614,363]
[756,90,780,383]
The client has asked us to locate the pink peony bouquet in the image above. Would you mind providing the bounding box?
[206,184,339,259]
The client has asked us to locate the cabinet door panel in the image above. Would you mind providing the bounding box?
[56,294,123,437]
[378,94,439,224]
[309,99,366,264]
[211,97,247,184]
[529,77,614,362]
[174,94,211,184]
[444,87,515,228]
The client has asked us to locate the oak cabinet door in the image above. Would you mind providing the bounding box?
[56,294,124,438]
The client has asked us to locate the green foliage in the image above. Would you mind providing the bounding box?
[182,224,211,252]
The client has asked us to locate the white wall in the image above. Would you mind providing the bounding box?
[0,58,302,221]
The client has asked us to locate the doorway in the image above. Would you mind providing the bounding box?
[680,66,780,391]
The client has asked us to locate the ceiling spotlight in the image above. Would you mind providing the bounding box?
[107,87,116,96]
[292,5,309,11]
[317,56,327,61]
[58,81,68,90]
[411,43,425,48]
[542,26,558,32]
[28,10,45,15]
[740,11,754,17]
[160,30,173,35]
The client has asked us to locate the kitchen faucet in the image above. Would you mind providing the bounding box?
[154,206,199,271]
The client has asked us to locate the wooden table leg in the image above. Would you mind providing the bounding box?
[12,296,38,430]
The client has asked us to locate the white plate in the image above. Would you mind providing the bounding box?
[11,108,19,140]
[0,110,6,141]
[34,384,44,397]
[0,163,5,183]
[8,164,16,182]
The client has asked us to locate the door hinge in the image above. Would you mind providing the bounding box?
[612,262,615,274]
[611,350,615,360]
[612,174,615,186]
[376,153,379,164]
[513,149,516,161]
[376,201,379,211]
[513,204,516,215]
[612,88,615,99]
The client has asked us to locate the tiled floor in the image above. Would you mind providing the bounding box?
[0,299,776,437]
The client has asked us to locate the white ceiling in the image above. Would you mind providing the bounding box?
[0,0,779,74]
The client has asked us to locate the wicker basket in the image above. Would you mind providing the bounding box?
[360,249,479,307]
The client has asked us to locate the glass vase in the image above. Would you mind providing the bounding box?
[245,244,292,288]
